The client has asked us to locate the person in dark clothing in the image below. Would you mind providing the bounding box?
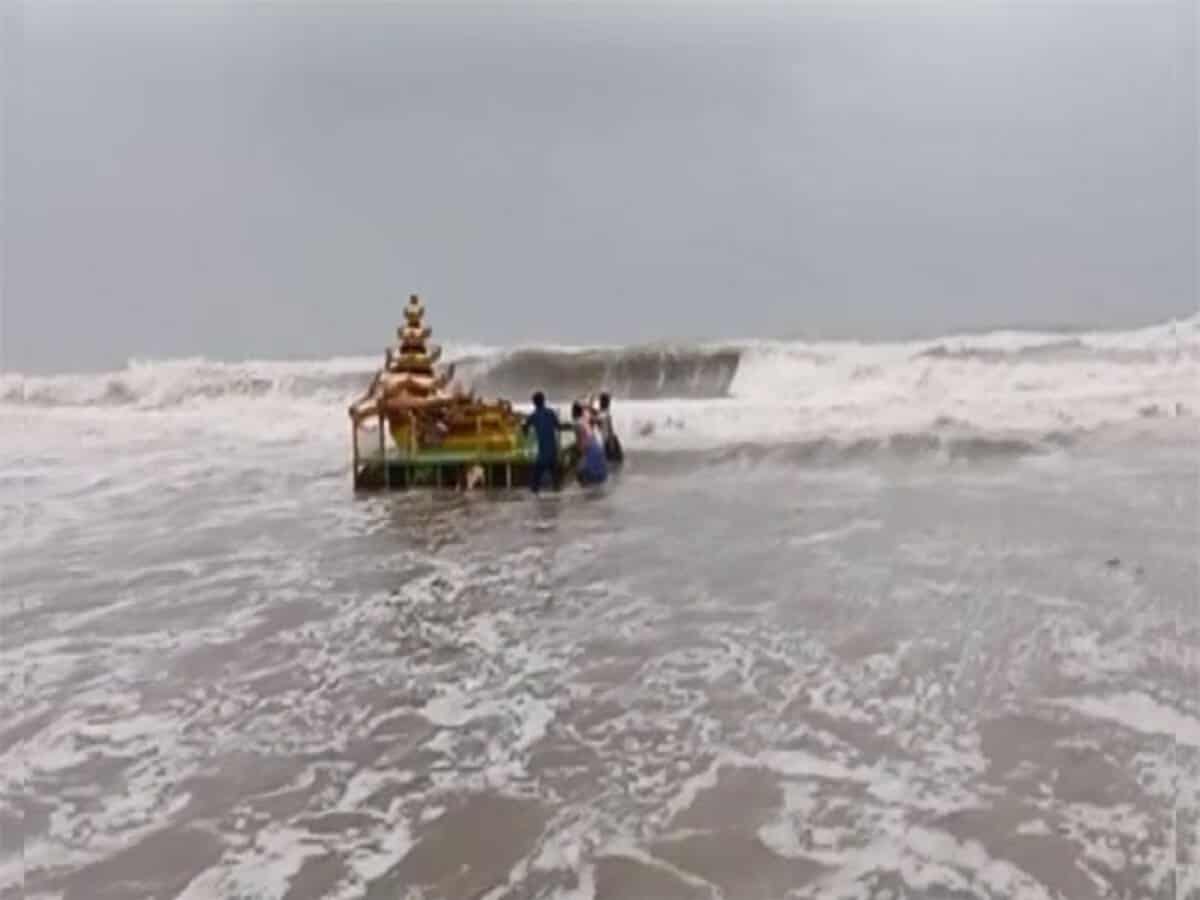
[522,391,562,493]
[595,392,624,464]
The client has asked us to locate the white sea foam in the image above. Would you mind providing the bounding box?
[337,769,418,812]
[176,824,328,900]
[1015,818,1053,836]
[791,825,1059,900]
[1,317,1195,463]
[326,821,414,900]
[788,518,884,547]
[759,749,865,783]
[1047,692,1200,747]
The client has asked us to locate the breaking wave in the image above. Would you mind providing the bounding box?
[913,338,1200,365]
[0,345,748,409]
[458,345,744,400]
[0,356,379,409]
[4,314,1195,411]
[631,430,1078,472]
[2,315,1196,460]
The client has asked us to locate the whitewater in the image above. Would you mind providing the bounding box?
[3,316,1198,900]
[4,314,1198,456]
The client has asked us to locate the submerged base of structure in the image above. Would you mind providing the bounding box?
[353,449,573,492]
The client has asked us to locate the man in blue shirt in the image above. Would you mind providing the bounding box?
[522,391,562,493]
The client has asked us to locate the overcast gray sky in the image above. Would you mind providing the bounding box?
[3,0,1196,372]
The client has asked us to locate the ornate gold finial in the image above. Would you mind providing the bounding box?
[399,294,432,344]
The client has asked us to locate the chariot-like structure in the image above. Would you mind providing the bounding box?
[349,295,576,489]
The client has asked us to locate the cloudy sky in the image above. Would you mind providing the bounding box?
[4,0,1195,372]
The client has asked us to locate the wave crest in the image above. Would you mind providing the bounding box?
[459,345,742,401]
[0,360,376,409]
[2,315,1196,417]
[634,431,1069,470]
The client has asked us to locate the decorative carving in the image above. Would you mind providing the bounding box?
[349,294,523,454]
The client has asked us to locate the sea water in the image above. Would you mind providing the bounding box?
[2,317,1198,899]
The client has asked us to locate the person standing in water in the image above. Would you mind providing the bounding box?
[594,392,624,464]
[522,391,562,493]
[572,401,608,486]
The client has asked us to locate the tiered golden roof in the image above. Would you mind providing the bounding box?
[390,295,439,375]
[349,295,522,454]
[350,295,459,424]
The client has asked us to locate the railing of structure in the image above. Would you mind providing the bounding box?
[351,406,547,491]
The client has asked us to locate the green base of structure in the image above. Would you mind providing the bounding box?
[352,436,579,491]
